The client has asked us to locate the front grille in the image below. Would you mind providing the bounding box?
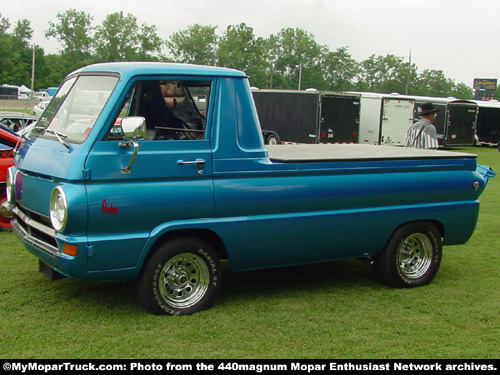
[12,203,59,256]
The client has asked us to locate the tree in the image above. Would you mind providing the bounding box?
[0,14,13,82]
[323,47,360,91]
[13,19,33,42]
[0,13,10,34]
[166,24,218,65]
[94,13,164,62]
[46,9,94,65]
[37,53,68,88]
[1,16,480,99]
[95,12,138,61]
[358,54,412,94]
[137,23,165,61]
[451,82,474,100]
[217,23,268,87]
[267,27,327,90]
[0,15,43,88]
[413,69,455,97]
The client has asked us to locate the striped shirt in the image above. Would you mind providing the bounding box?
[404,118,438,149]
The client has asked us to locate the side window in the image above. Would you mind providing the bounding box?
[108,79,210,141]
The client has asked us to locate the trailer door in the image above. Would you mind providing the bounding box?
[319,95,360,143]
[380,99,415,146]
[414,101,449,145]
[252,91,319,144]
[358,96,382,144]
[476,105,500,145]
[446,102,477,146]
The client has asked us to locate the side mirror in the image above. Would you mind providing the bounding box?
[121,116,146,140]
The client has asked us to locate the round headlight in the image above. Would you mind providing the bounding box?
[50,187,68,232]
[6,168,15,204]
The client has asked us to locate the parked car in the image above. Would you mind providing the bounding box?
[0,125,20,231]
[33,91,51,100]
[33,100,50,117]
[0,112,38,133]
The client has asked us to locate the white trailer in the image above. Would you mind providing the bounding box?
[348,92,479,147]
[350,92,415,146]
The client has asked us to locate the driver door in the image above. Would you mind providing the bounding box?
[84,77,215,272]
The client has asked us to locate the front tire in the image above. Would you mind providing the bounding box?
[137,237,221,315]
[372,222,442,288]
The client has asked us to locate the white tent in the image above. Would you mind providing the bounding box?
[18,85,32,94]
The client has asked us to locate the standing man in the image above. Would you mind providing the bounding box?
[405,102,439,149]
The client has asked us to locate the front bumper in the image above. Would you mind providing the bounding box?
[10,203,87,279]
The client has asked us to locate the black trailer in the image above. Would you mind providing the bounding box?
[0,85,18,100]
[412,97,450,146]
[252,90,318,144]
[474,100,500,146]
[318,93,360,144]
[251,89,360,144]
[446,100,478,146]
[413,98,477,147]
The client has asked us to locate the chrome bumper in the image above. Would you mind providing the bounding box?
[11,205,59,257]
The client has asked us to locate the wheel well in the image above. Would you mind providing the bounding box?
[262,131,280,144]
[432,221,445,238]
[393,220,444,239]
[147,229,228,263]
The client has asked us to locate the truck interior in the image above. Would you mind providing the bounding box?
[111,79,210,141]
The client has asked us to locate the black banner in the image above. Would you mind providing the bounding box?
[1,359,498,374]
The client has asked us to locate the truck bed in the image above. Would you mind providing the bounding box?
[266,144,475,163]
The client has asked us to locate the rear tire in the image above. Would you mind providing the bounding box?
[372,222,442,288]
[137,237,221,315]
[266,134,279,145]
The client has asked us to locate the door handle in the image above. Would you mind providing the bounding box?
[177,159,206,169]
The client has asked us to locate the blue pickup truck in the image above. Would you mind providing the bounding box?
[4,63,494,315]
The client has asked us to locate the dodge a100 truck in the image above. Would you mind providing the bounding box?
[4,62,494,315]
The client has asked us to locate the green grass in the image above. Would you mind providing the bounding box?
[0,108,33,115]
[1,146,499,359]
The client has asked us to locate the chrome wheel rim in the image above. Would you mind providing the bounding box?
[159,253,209,308]
[397,233,433,279]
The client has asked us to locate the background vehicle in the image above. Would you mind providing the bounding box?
[252,89,361,144]
[0,85,19,100]
[0,126,19,231]
[33,100,51,117]
[353,92,415,145]
[473,100,500,146]
[32,91,51,101]
[0,112,38,133]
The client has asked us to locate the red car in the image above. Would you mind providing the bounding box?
[0,126,20,230]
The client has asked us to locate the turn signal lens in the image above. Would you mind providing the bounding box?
[62,243,77,257]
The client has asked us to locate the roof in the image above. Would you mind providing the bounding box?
[74,62,247,79]
[0,112,38,120]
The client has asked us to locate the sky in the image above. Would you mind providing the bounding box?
[2,0,499,88]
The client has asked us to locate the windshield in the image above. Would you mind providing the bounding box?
[31,75,118,144]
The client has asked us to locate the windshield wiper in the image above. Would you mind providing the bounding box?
[44,129,71,149]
